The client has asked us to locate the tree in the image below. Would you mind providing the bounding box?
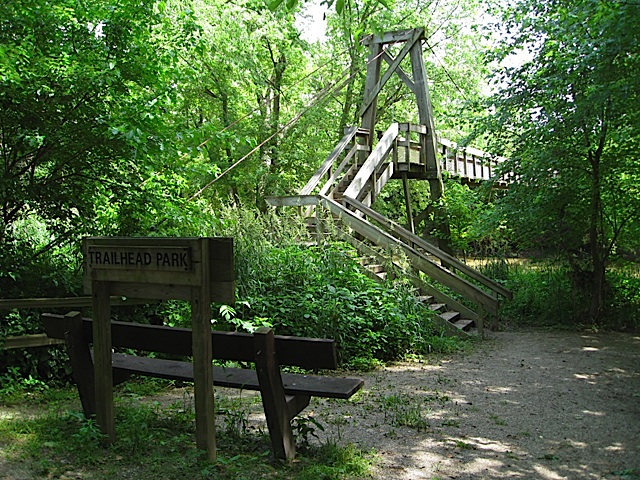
[482,0,640,321]
[0,1,186,242]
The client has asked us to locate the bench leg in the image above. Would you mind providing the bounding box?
[254,327,296,461]
[63,312,96,418]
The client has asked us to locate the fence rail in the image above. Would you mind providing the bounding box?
[0,296,153,351]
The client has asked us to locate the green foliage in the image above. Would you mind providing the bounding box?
[0,386,374,479]
[239,243,447,363]
[480,0,640,321]
[605,265,640,331]
[497,262,585,326]
[145,205,463,365]
[493,259,640,330]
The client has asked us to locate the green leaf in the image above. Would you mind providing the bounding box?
[268,0,285,11]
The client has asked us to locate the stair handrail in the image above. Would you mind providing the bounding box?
[342,123,399,200]
[341,196,513,300]
[318,194,501,315]
[300,126,360,196]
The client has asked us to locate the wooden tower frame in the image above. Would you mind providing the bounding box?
[359,28,450,247]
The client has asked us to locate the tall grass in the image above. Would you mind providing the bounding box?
[161,204,464,366]
[483,258,640,330]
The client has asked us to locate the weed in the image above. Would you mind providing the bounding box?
[292,415,325,451]
[490,414,507,426]
[455,440,476,450]
[381,393,430,432]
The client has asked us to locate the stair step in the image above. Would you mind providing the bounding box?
[365,264,385,273]
[429,303,446,312]
[452,319,474,331]
[416,295,434,304]
[439,311,461,323]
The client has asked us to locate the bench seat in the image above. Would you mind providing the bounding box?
[42,311,364,460]
[112,353,363,399]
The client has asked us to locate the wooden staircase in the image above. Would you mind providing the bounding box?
[266,122,512,338]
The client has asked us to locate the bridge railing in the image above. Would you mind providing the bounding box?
[438,138,508,183]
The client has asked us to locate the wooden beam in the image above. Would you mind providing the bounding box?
[191,239,216,460]
[42,314,339,370]
[359,29,423,118]
[319,195,501,314]
[360,42,383,147]
[401,172,415,234]
[92,280,115,443]
[1,334,64,350]
[343,196,513,299]
[254,327,296,460]
[0,296,153,311]
[64,311,97,418]
[343,123,399,200]
[361,28,424,46]
[300,126,358,195]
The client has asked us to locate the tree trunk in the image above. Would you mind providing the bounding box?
[587,138,606,322]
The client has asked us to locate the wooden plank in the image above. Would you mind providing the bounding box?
[439,311,461,322]
[300,126,358,195]
[0,296,153,311]
[254,327,296,460]
[343,123,399,200]
[42,314,339,370]
[92,280,115,443]
[1,334,64,350]
[191,238,216,460]
[382,51,417,95]
[110,354,363,399]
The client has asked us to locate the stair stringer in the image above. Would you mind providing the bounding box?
[332,225,475,338]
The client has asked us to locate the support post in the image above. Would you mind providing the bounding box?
[92,280,115,443]
[191,239,216,460]
[254,327,296,461]
[401,172,415,234]
[63,311,96,418]
[361,42,382,155]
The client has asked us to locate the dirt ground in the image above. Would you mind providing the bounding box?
[308,328,640,480]
[2,328,639,479]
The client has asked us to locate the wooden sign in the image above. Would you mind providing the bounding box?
[83,237,234,303]
[87,246,191,271]
[83,236,234,461]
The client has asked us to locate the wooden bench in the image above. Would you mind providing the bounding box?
[42,312,363,460]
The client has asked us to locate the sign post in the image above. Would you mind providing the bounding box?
[83,237,234,460]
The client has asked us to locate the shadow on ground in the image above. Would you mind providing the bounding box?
[313,330,640,480]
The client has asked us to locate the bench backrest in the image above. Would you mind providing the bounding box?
[42,313,337,370]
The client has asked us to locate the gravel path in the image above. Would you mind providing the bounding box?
[311,329,640,479]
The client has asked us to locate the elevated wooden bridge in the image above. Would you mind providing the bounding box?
[267,28,512,337]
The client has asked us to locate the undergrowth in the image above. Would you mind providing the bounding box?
[484,258,640,330]
[0,383,374,480]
